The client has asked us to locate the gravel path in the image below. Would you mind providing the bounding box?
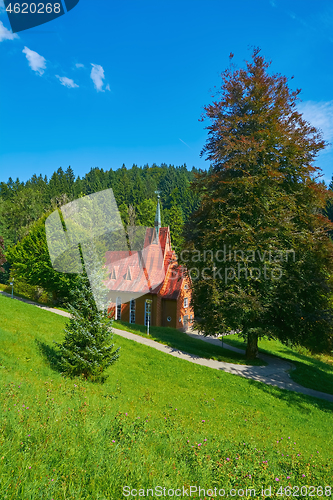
[2,290,333,403]
[113,328,333,403]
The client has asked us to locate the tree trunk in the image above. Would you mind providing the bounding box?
[246,330,259,359]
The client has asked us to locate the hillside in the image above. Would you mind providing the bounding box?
[0,293,332,499]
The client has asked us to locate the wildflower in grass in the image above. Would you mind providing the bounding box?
[204,439,207,442]
[202,420,205,423]
[275,478,279,481]
[302,474,305,477]
[287,476,290,479]
[226,458,230,461]
[198,443,202,447]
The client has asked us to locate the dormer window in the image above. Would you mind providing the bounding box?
[125,267,132,280]
[109,267,117,279]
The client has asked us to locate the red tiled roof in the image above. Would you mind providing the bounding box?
[104,226,183,299]
[159,261,184,299]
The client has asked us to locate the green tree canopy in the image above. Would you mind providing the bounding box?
[6,212,80,304]
[0,236,6,273]
[184,48,333,358]
[164,204,185,252]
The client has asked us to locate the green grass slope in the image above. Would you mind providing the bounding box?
[0,294,332,499]
[114,320,266,365]
[222,335,333,396]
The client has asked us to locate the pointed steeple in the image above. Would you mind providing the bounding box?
[154,192,161,240]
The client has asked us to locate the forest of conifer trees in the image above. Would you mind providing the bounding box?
[0,163,202,289]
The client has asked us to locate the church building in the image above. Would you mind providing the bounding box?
[105,197,193,331]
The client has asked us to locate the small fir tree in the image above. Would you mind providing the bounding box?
[55,271,120,380]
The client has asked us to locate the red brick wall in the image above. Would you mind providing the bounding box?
[176,276,194,331]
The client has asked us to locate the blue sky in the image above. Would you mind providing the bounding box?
[0,0,332,184]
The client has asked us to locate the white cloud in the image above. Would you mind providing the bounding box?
[0,0,5,13]
[75,63,84,68]
[90,63,105,92]
[106,83,111,91]
[298,101,333,144]
[22,46,46,75]
[0,20,19,42]
[56,75,79,88]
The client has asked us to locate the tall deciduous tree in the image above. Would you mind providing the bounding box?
[6,213,79,304]
[185,49,333,358]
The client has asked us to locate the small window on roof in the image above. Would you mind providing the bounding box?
[125,267,132,280]
[110,268,117,279]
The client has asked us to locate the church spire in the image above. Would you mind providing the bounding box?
[154,191,161,240]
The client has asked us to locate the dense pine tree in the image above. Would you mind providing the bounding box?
[55,270,120,380]
[0,236,6,273]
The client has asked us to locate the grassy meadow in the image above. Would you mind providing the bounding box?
[222,335,333,396]
[113,321,266,366]
[115,320,333,397]
[0,294,333,499]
